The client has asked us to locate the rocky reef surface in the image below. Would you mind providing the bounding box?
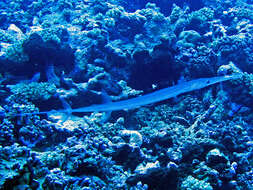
[0,0,252,189]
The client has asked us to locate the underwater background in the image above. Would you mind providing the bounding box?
[0,0,252,189]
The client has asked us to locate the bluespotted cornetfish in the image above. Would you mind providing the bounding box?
[4,74,241,117]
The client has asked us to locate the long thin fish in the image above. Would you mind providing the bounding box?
[7,74,241,116]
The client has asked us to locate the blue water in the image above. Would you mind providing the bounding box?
[0,0,252,189]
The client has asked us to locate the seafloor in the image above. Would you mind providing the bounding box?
[0,0,252,189]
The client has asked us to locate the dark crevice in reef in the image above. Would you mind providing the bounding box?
[22,33,75,82]
[119,0,204,16]
[0,33,75,85]
[129,42,181,91]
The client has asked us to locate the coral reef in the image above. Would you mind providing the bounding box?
[0,0,252,189]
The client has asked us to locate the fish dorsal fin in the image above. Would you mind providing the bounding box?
[101,89,111,104]
[59,97,72,115]
[30,72,41,82]
[46,98,72,123]
[100,89,112,122]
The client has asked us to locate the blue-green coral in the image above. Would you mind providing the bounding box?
[8,82,56,103]
[181,175,213,190]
